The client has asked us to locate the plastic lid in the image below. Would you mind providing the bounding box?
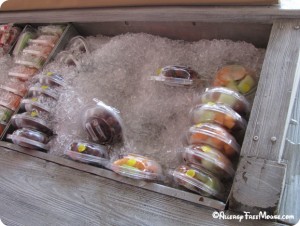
[15,53,45,69]
[8,128,49,144]
[197,87,251,116]
[11,111,52,134]
[186,123,240,158]
[0,89,22,111]
[8,65,38,80]
[82,101,124,145]
[7,134,49,152]
[190,103,247,132]
[65,141,110,166]
[21,98,51,113]
[182,145,235,179]
[28,86,59,100]
[171,164,224,200]
[0,105,13,124]
[150,65,200,86]
[110,153,163,181]
[39,72,65,87]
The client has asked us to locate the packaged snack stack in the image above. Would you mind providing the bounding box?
[0,24,21,55]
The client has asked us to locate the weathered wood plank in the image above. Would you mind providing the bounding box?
[241,19,300,161]
[229,157,286,215]
[0,147,282,226]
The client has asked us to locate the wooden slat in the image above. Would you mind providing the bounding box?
[0,147,282,226]
[241,19,300,161]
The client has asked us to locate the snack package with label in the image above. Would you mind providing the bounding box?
[213,65,257,95]
[11,111,53,134]
[28,85,59,100]
[185,123,240,158]
[39,72,65,87]
[190,103,247,133]
[7,128,50,152]
[15,53,45,69]
[171,164,224,200]
[28,35,59,47]
[150,65,200,86]
[8,65,38,81]
[0,89,22,111]
[1,78,28,97]
[110,154,163,181]
[0,105,13,124]
[65,141,110,166]
[0,24,21,53]
[12,29,37,57]
[182,145,235,179]
[21,96,56,113]
[82,101,123,145]
[196,87,250,117]
[38,25,65,37]
[66,36,90,55]
[23,44,53,59]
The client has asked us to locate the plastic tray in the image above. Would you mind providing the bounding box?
[0,89,22,111]
[38,72,65,87]
[1,78,28,97]
[28,35,59,48]
[21,97,53,113]
[7,133,49,152]
[15,53,45,69]
[23,44,53,59]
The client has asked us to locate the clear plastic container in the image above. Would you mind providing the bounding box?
[7,128,50,152]
[66,36,90,55]
[15,53,45,69]
[0,105,14,124]
[186,123,240,158]
[28,35,59,47]
[82,101,123,145]
[196,87,251,116]
[21,96,56,113]
[1,78,28,97]
[38,25,65,37]
[65,141,110,166]
[182,145,235,179]
[0,89,22,111]
[190,103,247,132]
[28,85,59,100]
[0,25,21,53]
[55,51,80,68]
[171,164,224,199]
[150,65,200,86]
[23,44,53,59]
[110,154,163,181]
[8,65,38,81]
[13,30,37,57]
[11,111,52,134]
[38,72,65,87]
[213,65,257,95]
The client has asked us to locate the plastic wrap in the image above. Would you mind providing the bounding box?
[28,85,59,100]
[38,72,65,87]
[0,24,21,54]
[8,65,38,81]
[28,35,59,47]
[23,44,53,59]
[15,53,45,69]
[38,25,65,37]
[0,89,22,111]
[66,36,90,55]
[12,29,37,57]
[21,96,56,113]
[1,78,28,97]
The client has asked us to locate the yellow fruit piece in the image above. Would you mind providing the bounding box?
[77,144,86,152]
[156,68,162,75]
[30,111,38,117]
[202,145,212,153]
[186,169,196,178]
[47,72,53,76]
[31,97,38,102]
[41,85,49,90]
[127,158,137,166]
[207,102,215,106]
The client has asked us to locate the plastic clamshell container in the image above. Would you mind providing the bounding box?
[21,97,54,113]
[23,44,53,59]
[7,128,49,152]
[28,35,59,47]
[171,164,224,200]
[28,85,59,100]
[39,72,65,87]
[182,145,235,179]
[38,25,65,37]
[82,101,123,145]
[190,103,247,132]
[150,65,200,86]
[0,89,22,111]
[15,53,45,69]
[11,111,52,134]
[111,154,163,181]
[12,27,37,57]
[197,87,251,116]
[0,105,13,124]
[66,36,90,55]
[8,65,38,81]
[1,79,28,97]
[65,141,109,166]
[0,25,21,54]
[213,65,257,95]
[186,123,240,158]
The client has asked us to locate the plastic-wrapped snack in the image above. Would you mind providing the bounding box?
[171,164,224,200]
[15,53,45,69]
[8,65,38,81]
[190,103,247,132]
[196,87,250,117]
[110,154,163,181]
[28,85,59,100]
[0,89,22,111]
[28,35,59,47]
[39,72,65,87]
[182,145,235,179]
[7,128,50,152]
[1,78,28,97]
[65,141,110,166]
[0,24,21,53]
[0,105,13,124]
[213,65,257,95]
[11,111,53,134]
[13,30,37,56]
[83,101,123,145]
[23,44,53,59]
[38,25,65,36]
[186,123,240,158]
[21,96,56,113]
[66,36,90,55]
[151,65,200,86]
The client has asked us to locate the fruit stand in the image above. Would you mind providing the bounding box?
[0,1,299,225]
